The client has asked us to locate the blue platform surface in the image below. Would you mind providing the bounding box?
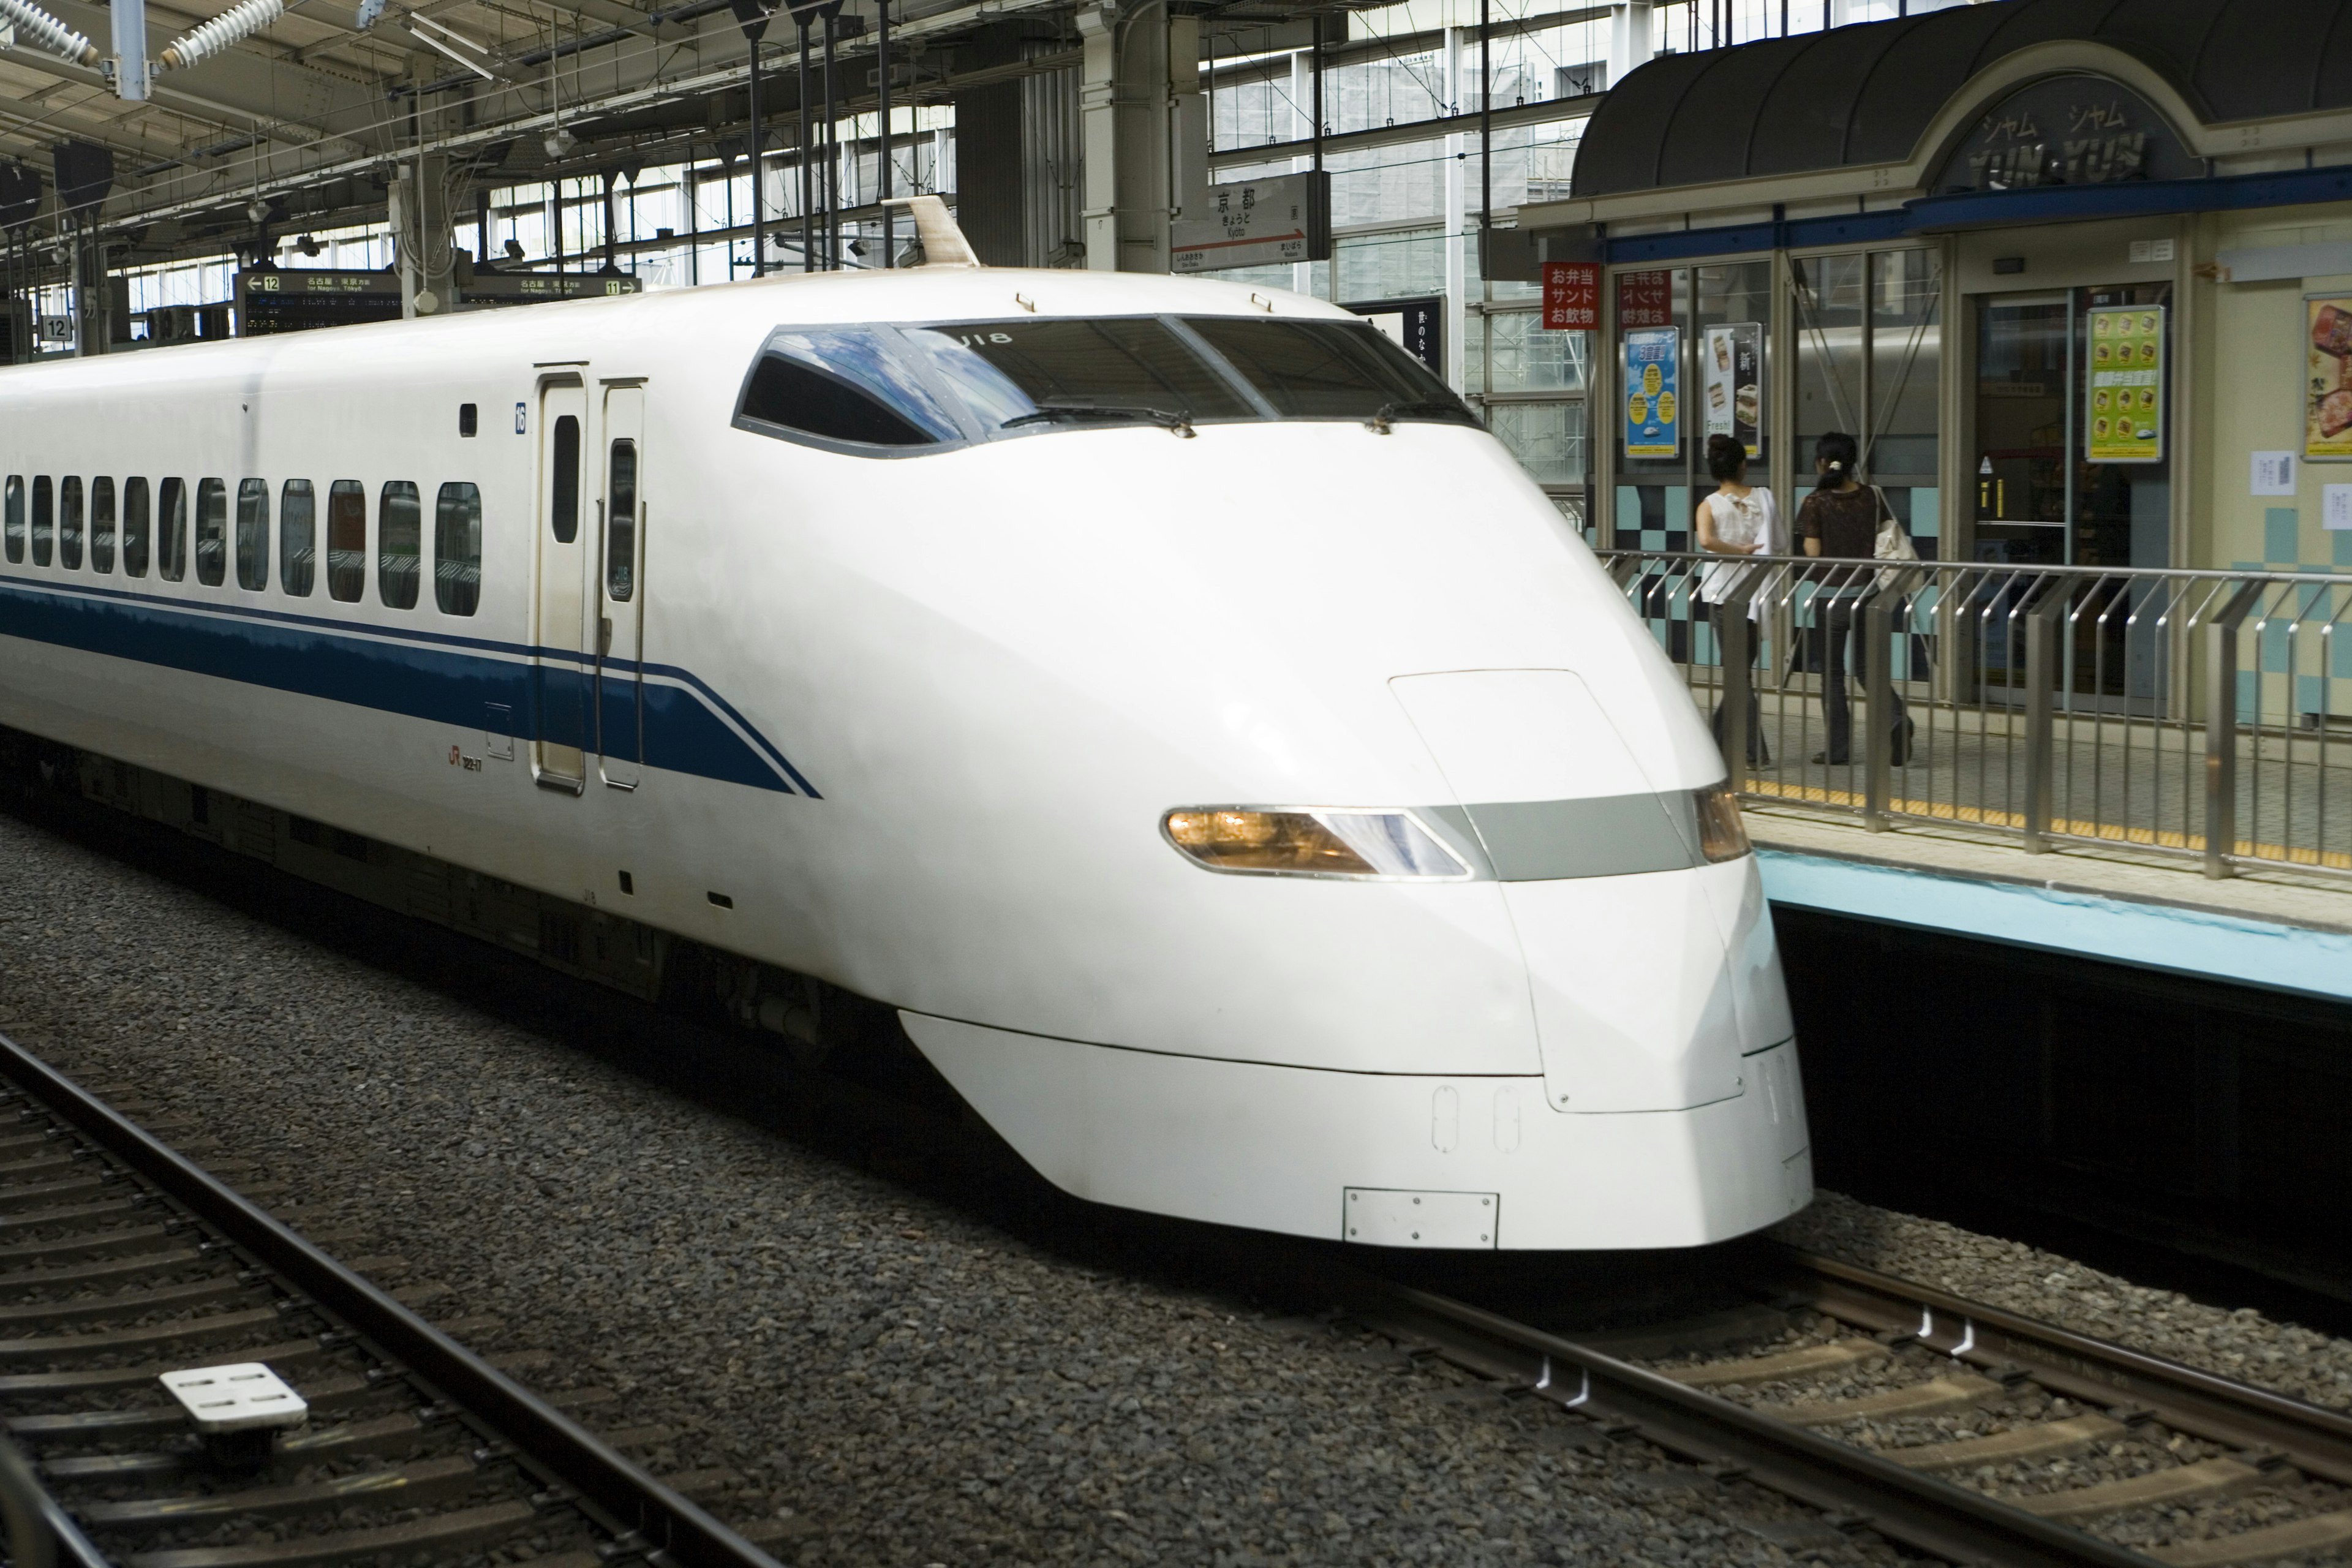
[1758,848,2352,1005]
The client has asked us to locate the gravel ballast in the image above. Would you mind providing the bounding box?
[1773,1193,2352,1411]
[0,804,1891,1568]
[7,798,2352,1567]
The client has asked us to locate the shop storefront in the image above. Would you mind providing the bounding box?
[1512,0,2352,582]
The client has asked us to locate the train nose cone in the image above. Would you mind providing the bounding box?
[1392,668,1762,1114]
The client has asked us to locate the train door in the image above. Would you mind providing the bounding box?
[597,383,646,790]
[533,380,590,791]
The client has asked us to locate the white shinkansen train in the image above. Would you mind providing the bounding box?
[0,242,1809,1250]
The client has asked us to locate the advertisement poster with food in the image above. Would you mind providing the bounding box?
[1624,326,1680,459]
[2309,296,2352,459]
[1703,323,1762,458]
[2087,304,2164,463]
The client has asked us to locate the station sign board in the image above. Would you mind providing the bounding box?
[236,267,643,336]
[1171,170,1332,274]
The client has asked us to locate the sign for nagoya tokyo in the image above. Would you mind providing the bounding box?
[1170,172,1332,274]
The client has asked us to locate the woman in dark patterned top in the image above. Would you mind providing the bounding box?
[1795,431,1909,766]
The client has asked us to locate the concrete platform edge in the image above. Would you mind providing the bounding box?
[1757,848,2352,1006]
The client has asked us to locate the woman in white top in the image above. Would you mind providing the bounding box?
[1693,433,1781,764]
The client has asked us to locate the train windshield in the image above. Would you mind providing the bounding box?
[901,319,1255,429]
[1183,317,1477,427]
[735,315,1482,454]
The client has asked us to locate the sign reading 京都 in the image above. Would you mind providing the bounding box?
[2086,305,2163,462]
[1703,322,1762,459]
[1170,172,1333,274]
[1540,261,1598,330]
[1624,326,1680,459]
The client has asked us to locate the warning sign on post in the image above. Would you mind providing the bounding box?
[1540,262,1597,330]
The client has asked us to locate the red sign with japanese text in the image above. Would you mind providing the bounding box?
[1616,269,1672,328]
[1540,262,1598,331]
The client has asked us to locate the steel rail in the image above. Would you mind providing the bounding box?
[1332,1270,2163,1568]
[0,1030,785,1568]
[1771,1246,2352,1489]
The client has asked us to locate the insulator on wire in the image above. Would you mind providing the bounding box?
[157,0,284,70]
[0,0,100,65]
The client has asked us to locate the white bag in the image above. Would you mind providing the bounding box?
[1871,484,1918,591]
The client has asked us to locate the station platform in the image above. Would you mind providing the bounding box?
[1746,807,2352,1006]
[1752,805,2352,1296]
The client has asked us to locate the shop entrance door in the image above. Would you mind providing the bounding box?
[1971,285,2173,707]
[1972,284,2173,569]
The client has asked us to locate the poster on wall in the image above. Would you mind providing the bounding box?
[1624,326,1680,459]
[2308,296,2352,460]
[2087,304,2164,463]
[1703,323,1762,458]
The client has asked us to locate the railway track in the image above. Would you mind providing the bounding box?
[0,1028,783,1568]
[1338,1248,2352,1568]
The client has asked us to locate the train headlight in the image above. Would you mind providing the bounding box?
[1162,808,1469,880]
[1694,782,1751,863]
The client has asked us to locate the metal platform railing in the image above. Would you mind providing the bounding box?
[1599,551,2352,881]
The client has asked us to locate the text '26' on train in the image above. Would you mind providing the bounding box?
[0,207,1807,1250]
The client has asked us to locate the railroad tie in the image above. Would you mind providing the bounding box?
[2149,1509,2352,1568]
[1883,1413,2126,1471]
[83,1454,480,1527]
[2013,1458,2265,1522]
[1660,1339,1886,1388]
[121,1497,539,1568]
[1766,1373,2003,1426]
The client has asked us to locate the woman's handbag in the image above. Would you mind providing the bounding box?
[1871,484,1918,591]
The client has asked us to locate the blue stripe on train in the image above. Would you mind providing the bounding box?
[0,577,813,796]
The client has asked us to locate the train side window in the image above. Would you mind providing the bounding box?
[281,481,315,597]
[434,482,481,616]
[326,481,364,601]
[91,478,115,573]
[551,416,580,543]
[379,480,420,609]
[31,477,52,567]
[194,478,227,586]
[124,479,151,578]
[59,478,82,570]
[606,442,636,602]
[158,479,188,582]
[2,477,20,563]
[235,480,269,590]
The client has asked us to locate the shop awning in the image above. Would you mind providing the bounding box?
[1570,0,2352,202]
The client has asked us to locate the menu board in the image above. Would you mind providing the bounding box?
[1624,326,1680,459]
[1703,323,1762,459]
[2308,296,2352,461]
[2087,304,2164,463]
